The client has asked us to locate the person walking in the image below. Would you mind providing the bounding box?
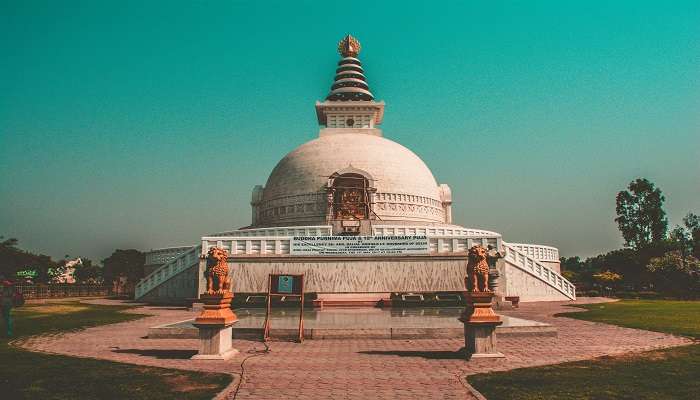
[1,274,15,337]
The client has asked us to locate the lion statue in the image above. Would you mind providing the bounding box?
[467,245,491,292]
[205,247,231,295]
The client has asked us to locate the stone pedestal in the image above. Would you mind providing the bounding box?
[191,325,238,360]
[191,292,238,360]
[459,292,504,359]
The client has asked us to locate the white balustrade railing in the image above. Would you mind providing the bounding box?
[374,225,501,254]
[144,245,193,266]
[503,243,575,300]
[135,245,200,299]
[202,229,503,257]
[505,242,559,262]
[425,236,500,254]
[200,235,500,256]
[201,236,294,256]
[208,225,332,238]
[373,225,501,238]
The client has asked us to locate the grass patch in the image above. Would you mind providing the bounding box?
[0,301,232,400]
[556,300,700,339]
[469,300,700,400]
[470,345,700,400]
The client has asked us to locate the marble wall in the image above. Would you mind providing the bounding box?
[139,255,569,304]
[227,256,568,302]
[228,256,468,294]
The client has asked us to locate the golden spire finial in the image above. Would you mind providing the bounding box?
[337,34,361,57]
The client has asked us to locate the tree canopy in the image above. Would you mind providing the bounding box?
[683,213,700,259]
[615,178,668,249]
[0,236,58,283]
[1,236,141,286]
[560,178,698,297]
[72,258,103,284]
[102,249,145,284]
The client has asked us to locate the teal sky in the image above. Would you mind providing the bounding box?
[1,1,699,261]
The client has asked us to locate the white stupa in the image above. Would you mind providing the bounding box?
[137,35,575,305]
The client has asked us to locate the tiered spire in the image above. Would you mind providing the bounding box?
[325,35,374,101]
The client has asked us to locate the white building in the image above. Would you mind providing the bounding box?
[136,35,574,305]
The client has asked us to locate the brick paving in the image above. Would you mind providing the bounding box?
[15,298,694,400]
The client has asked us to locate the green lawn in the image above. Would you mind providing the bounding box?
[557,300,700,338]
[469,300,700,400]
[0,301,232,400]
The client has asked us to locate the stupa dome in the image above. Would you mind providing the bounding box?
[252,132,449,227]
[248,35,451,228]
[264,133,440,201]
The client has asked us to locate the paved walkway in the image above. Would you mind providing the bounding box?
[16,298,694,400]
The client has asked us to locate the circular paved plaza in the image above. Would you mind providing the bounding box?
[15,299,692,399]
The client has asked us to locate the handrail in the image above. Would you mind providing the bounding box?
[373,225,501,238]
[502,243,575,300]
[144,246,193,265]
[505,242,559,262]
[135,245,200,299]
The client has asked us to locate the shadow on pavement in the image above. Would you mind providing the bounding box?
[112,348,198,359]
[359,348,466,360]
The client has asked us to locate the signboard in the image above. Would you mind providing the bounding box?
[268,274,303,295]
[265,274,305,342]
[290,235,429,256]
[15,270,38,278]
[278,275,294,293]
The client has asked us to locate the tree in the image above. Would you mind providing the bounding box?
[647,250,700,296]
[0,237,24,277]
[73,258,103,284]
[615,178,668,249]
[588,248,648,289]
[0,236,58,283]
[102,249,145,285]
[592,271,623,285]
[560,256,584,272]
[683,213,700,259]
[559,256,585,286]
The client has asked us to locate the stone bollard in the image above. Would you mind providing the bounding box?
[191,292,238,360]
[459,292,504,359]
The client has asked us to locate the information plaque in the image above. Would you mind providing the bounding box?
[268,274,303,295]
[277,275,293,293]
[290,235,429,256]
[264,274,305,342]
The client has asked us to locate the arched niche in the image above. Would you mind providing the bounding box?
[327,167,375,221]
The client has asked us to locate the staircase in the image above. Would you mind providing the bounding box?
[135,245,201,301]
[502,242,576,300]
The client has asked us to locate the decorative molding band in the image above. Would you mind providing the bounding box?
[257,191,446,225]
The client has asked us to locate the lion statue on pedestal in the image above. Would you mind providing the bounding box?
[205,247,231,295]
[467,245,491,292]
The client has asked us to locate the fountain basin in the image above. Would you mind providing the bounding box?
[148,307,555,340]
